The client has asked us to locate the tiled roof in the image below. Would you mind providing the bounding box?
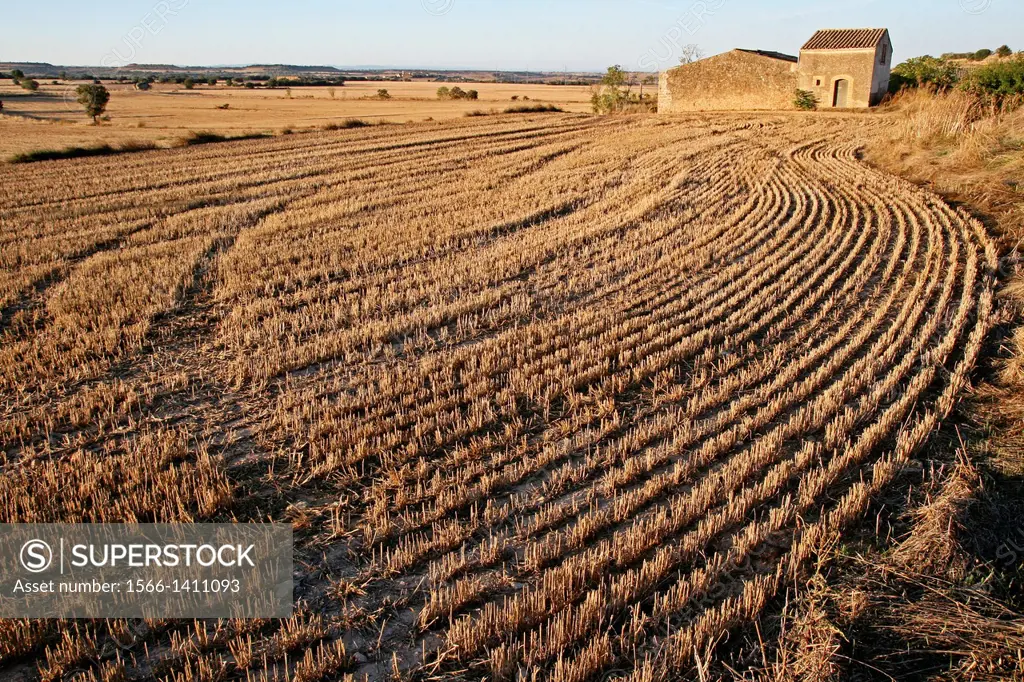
[801,29,888,51]
[737,49,798,63]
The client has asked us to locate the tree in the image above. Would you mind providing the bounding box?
[183,78,195,90]
[59,71,68,81]
[996,45,1013,58]
[20,79,39,92]
[591,65,628,113]
[376,88,391,99]
[466,89,479,100]
[437,86,451,100]
[76,84,110,123]
[207,77,217,86]
[793,89,818,110]
[972,48,993,61]
[11,69,24,80]
[679,44,705,65]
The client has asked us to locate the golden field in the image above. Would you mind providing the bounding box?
[0,110,1003,681]
[0,80,593,159]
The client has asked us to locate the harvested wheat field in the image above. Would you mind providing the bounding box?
[0,112,999,681]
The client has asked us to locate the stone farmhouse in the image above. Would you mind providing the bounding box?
[658,28,893,112]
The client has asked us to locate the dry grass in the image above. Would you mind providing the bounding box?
[0,110,1003,681]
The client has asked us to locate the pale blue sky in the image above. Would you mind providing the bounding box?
[3,0,1020,72]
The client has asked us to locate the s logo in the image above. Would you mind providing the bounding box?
[20,540,52,573]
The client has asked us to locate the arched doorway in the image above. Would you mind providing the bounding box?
[833,79,850,108]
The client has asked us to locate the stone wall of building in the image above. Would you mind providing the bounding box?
[796,39,891,108]
[658,50,799,113]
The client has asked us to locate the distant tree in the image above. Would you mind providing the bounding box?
[793,89,818,110]
[466,89,478,100]
[449,86,466,100]
[679,44,705,65]
[11,69,24,80]
[972,48,993,61]
[20,79,39,92]
[327,86,336,99]
[183,78,195,89]
[437,86,451,100]
[59,71,68,80]
[93,78,102,85]
[376,88,391,99]
[224,77,234,86]
[207,77,217,86]
[76,84,110,123]
[135,81,151,91]
[244,82,255,89]
[266,77,279,89]
[996,45,1013,58]
[591,65,628,113]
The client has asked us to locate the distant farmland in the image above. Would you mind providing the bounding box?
[0,113,996,681]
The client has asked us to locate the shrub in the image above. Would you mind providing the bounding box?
[135,81,151,91]
[376,88,391,99]
[972,49,993,62]
[466,89,478,100]
[437,86,451,100]
[8,140,156,163]
[793,89,818,111]
[503,104,563,114]
[76,84,110,123]
[20,79,39,92]
[183,78,195,90]
[321,118,370,130]
[997,45,1013,58]
[207,77,217,86]
[890,56,960,93]
[960,57,1024,102]
[175,131,271,146]
[11,69,24,80]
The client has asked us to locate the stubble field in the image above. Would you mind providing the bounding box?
[0,81,593,158]
[0,112,998,681]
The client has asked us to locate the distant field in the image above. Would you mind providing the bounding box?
[0,113,996,681]
[0,80,593,158]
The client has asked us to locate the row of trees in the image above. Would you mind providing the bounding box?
[941,45,1014,62]
[437,86,478,101]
